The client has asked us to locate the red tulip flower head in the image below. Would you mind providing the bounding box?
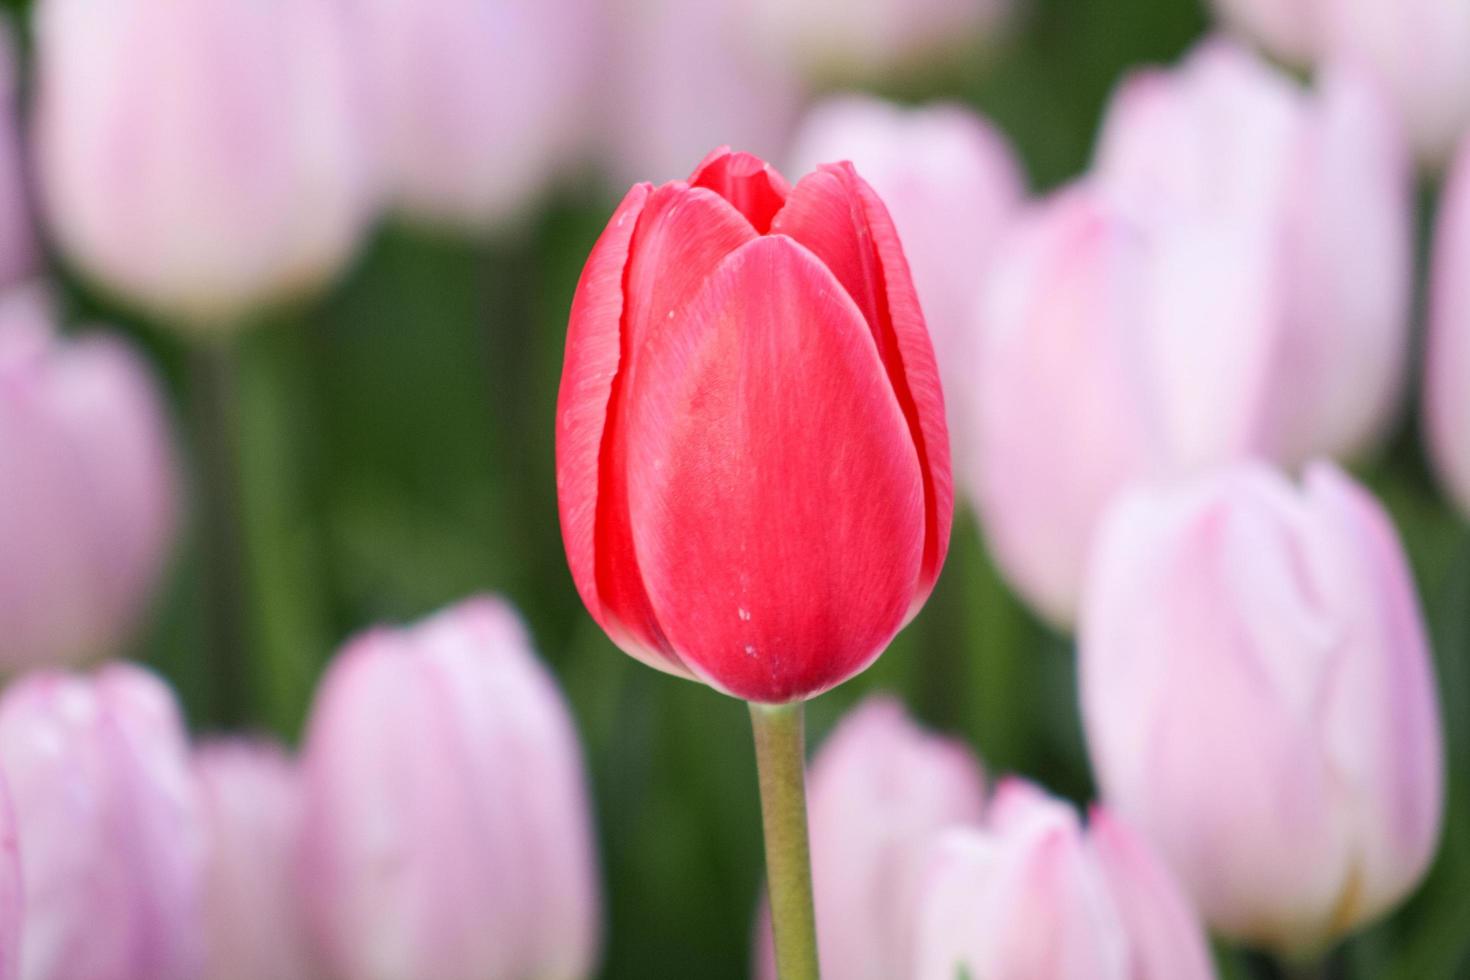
[557,148,952,703]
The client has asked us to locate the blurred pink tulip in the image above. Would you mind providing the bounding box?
[0,780,18,980]
[787,96,1026,445]
[196,739,316,980]
[32,0,378,328]
[0,288,178,670]
[300,596,601,980]
[750,0,1013,79]
[1213,0,1470,165]
[601,1,802,187]
[0,664,205,980]
[1425,136,1470,518]
[972,39,1412,628]
[1080,461,1444,953]
[0,22,36,288]
[753,696,985,980]
[358,0,598,227]
[913,779,1215,980]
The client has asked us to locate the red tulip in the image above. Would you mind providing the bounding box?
[557,147,952,703]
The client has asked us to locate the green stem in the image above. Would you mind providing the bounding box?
[749,701,821,980]
[188,337,249,727]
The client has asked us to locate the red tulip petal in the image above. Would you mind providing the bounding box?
[557,182,649,634]
[771,163,954,613]
[623,235,925,702]
[592,182,760,674]
[688,147,792,234]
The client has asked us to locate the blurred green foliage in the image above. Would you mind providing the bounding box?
[24,0,1470,976]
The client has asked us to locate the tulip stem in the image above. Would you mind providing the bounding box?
[749,701,821,980]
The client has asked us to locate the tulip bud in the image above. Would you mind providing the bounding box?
[358,0,597,227]
[0,288,179,670]
[32,0,377,328]
[912,779,1215,980]
[299,596,601,980]
[752,696,985,980]
[557,148,952,703]
[1079,461,1444,953]
[196,739,316,980]
[0,664,206,980]
[1425,136,1470,518]
[0,22,36,289]
[786,96,1025,447]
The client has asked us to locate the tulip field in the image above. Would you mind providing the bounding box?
[1,0,1469,977]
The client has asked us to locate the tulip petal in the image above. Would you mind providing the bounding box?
[623,235,924,702]
[772,163,952,612]
[688,147,791,233]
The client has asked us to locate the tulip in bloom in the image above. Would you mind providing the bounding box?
[913,779,1215,980]
[0,287,179,670]
[358,0,598,227]
[753,696,985,979]
[299,596,601,980]
[196,739,315,980]
[787,96,1025,444]
[32,0,377,327]
[0,664,206,980]
[1080,461,1444,953]
[557,147,952,703]
[0,22,36,289]
[1425,136,1470,518]
[971,38,1411,627]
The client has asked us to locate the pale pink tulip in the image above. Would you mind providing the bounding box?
[0,778,19,980]
[912,780,1215,980]
[787,95,1026,445]
[1080,461,1444,953]
[357,0,598,227]
[1425,135,1470,517]
[0,664,205,980]
[300,596,601,980]
[33,0,377,327]
[0,287,178,670]
[753,696,986,980]
[195,739,316,980]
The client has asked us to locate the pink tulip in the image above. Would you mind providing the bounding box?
[971,39,1412,628]
[1080,461,1444,953]
[358,0,598,227]
[599,1,802,188]
[0,779,19,980]
[1211,0,1318,65]
[750,0,1013,78]
[299,596,601,980]
[557,148,952,702]
[752,696,985,980]
[1425,136,1470,518]
[0,288,178,670]
[0,22,35,288]
[33,0,377,327]
[0,664,205,980]
[195,739,316,980]
[912,779,1215,980]
[787,95,1026,446]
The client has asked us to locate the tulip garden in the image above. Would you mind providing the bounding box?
[0,0,1467,977]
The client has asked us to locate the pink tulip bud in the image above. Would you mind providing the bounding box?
[750,0,1013,79]
[557,148,952,702]
[787,96,1026,448]
[358,0,598,227]
[195,739,316,980]
[912,779,1215,980]
[33,0,377,328]
[1079,461,1444,953]
[0,288,179,670]
[0,664,206,980]
[971,39,1412,628]
[1425,136,1470,518]
[752,696,985,980]
[299,596,601,980]
[0,22,36,289]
